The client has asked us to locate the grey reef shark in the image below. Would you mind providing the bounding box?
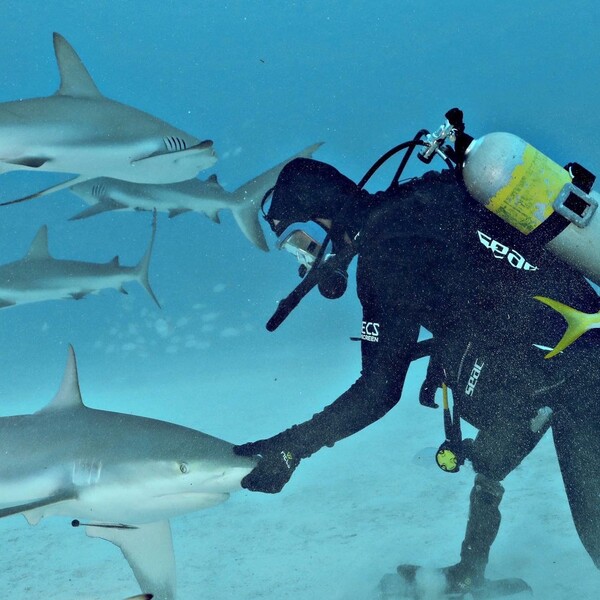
[0,214,160,309]
[69,142,323,251]
[0,32,217,207]
[0,346,256,599]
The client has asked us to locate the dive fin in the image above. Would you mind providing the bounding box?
[86,520,175,600]
[534,296,600,358]
[0,174,93,207]
[386,564,532,599]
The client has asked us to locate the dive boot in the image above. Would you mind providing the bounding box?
[393,563,532,598]
[380,474,532,598]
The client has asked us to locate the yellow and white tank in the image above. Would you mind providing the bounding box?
[462,132,600,287]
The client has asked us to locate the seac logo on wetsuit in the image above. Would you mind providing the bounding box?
[465,359,485,396]
[477,231,538,271]
[361,321,380,342]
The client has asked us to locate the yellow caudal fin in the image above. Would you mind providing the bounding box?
[534,296,600,358]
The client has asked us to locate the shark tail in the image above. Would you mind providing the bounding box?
[231,202,269,252]
[534,295,600,358]
[229,142,324,251]
[136,211,161,308]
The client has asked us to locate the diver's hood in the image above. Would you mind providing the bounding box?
[267,158,369,240]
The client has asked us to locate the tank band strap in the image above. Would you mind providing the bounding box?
[524,211,571,249]
[525,163,596,248]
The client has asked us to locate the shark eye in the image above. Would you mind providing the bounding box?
[179,462,189,474]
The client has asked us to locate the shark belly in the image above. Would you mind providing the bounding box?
[0,286,94,306]
[36,489,231,525]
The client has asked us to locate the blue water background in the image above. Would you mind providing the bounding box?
[0,2,599,598]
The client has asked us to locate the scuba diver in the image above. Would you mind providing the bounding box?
[233,111,600,598]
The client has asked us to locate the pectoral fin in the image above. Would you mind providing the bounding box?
[168,208,192,218]
[1,156,50,168]
[0,174,93,207]
[69,198,128,221]
[205,209,220,224]
[0,488,78,521]
[70,290,92,300]
[86,520,175,600]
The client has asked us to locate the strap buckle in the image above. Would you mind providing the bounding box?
[553,183,597,228]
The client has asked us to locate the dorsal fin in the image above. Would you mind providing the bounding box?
[109,255,120,267]
[26,226,51,260]
[53,32,102,98]
[40,345,84,412]
[208,174,219,184]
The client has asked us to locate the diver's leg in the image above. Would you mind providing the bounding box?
[444,473,504,589]
[445,418,547,591]
[396,417,545,594]
[553,404,600,568]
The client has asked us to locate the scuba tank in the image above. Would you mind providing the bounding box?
[461,130,600,287]
[419,110,600,358]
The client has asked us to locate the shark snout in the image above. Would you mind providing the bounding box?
[170,463,254,495]
[200,465,255,493]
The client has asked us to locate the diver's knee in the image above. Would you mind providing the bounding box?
[473,473,505,502]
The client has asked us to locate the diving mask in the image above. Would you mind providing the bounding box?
[275,221,333,271]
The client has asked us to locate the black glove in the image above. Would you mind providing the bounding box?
[419,379,440,409]
[234,437,301,494]
[419,356,444,409]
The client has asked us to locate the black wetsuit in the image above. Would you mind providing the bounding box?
[293,169,600,566]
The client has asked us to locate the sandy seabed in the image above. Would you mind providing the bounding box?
[0,359,598,600]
